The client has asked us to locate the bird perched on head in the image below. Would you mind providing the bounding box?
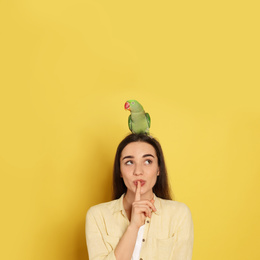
[124,100,151,134]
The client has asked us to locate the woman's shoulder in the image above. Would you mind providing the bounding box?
[156,197,192,216]
[86,196,122,217]
[158,197,189,207]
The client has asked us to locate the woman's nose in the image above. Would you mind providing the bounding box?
[133,163,143,175]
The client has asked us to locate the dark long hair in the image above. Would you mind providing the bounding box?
[113,134,172,200]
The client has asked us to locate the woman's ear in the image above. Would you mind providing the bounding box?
[157,170,160,176]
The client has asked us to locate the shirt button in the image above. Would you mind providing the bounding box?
[142,239,145,242]
[146,220,150,223]
[140,258,143,260]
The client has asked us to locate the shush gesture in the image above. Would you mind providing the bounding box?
[114,182,157,258]
[129,181,157,229]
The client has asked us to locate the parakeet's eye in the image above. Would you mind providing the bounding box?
[131,101,135,104]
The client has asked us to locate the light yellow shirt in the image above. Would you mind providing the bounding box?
[85,194,194,260]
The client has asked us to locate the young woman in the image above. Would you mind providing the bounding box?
[85,134,194,260]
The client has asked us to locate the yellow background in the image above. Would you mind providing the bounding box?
[0,0,259,259]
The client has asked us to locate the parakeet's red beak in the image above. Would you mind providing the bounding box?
[124,102,130,111]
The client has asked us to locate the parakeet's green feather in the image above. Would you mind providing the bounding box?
[145,113,151,128]
[124,100,151,134]
[128,115,132,132]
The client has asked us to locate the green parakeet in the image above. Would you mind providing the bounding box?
[124,100,151,134]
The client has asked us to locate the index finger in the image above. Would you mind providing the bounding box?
[135,181,141,201]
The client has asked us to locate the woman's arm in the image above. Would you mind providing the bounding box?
[171,204,194,260]
[86,208,142,260]
[113,224,139,260]
[114,182,156,260]
[86,182,156,260]
[86,208,117,260]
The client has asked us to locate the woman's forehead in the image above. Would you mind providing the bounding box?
[121,142,156,157]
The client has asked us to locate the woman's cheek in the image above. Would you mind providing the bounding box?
[151,176,158,188]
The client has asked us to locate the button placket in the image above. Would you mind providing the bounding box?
[138,216,151,260]
[143,217,150,240]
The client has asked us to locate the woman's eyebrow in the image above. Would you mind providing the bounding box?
[122,155,134,160]
[143,154,155,158]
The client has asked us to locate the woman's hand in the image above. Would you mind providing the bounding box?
[129,181,157,229]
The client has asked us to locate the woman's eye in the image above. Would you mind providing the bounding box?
[144,159,152,165]
[126,161,133,165]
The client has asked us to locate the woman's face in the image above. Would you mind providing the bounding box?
[120,141,159,198]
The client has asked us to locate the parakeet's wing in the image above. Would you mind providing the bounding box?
[128,115,132,132]
[145,113,151,128]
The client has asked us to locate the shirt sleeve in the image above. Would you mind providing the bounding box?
[85,207,117,260]
[171,204,194,260]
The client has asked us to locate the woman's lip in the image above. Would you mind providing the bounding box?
[134,180,146,186]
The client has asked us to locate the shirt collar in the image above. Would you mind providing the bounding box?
[112,193,161,216]
[112,193,125,215]
[153,193,161,215]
